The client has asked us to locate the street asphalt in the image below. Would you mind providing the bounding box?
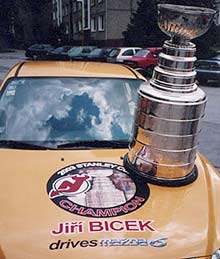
[199,84,220,170]
[0,49,26,80]
[0,49,219,171]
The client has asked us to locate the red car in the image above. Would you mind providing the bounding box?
[124,47,162,76]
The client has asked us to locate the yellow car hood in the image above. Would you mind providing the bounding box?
[0,148,219,259]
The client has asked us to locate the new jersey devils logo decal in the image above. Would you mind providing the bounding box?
[47,162,149,218]
[49,174,91,199]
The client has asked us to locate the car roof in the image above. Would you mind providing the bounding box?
[4,61,146,80]
[142,47,162,50]
[70,46,96,49]
[112,47,141,50]
[30,44,53,48]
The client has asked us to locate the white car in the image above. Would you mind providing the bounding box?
[107,47,141,63]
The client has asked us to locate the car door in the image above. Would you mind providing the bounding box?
[107,48,121,63]
[118,49,135,63]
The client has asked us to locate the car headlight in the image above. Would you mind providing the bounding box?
[211,249,220,259]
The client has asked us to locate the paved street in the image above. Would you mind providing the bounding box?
[0,49,26,80]
[0,49,219,171]
[199,85,220,170]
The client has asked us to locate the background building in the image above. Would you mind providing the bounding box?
[52,0,139,46]
[214,0,220,25]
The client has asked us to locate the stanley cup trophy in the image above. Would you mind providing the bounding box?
[124,4,216,186]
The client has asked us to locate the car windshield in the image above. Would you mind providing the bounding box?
[53,47,63,53]
[30,44,41,48]
[134,49,150,57]
[68,47,82,55]
[0,77,142,149]
[108,49,119,58]
[43,44,52,48]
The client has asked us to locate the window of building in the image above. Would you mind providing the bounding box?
[65,24,69,34]
[91,0,95,6]
[65,5,68,16]
[78,1,82,10]
[62,4,64,16]
[73,22,78,33]
[91,17,96,32]
[98,15,104,31]
[83,0,90,29]
[216,10,220,25]
[79,20,82,31]
[53,11,56,20]
[73,2,77,12]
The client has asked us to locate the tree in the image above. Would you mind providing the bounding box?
[47,23,69,46]
[12,0,53,47]
[0,0,16,49]
[159,0,214,8]
[123,0,220,57]
[123,0,166,47]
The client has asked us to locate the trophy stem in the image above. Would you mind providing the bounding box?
[172,35,187,46]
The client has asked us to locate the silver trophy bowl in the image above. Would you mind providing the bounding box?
[158,4,216,45]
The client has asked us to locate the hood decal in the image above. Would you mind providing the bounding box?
[47,162,149,218]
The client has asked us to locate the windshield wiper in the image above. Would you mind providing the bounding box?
[0,140,54,150]
[57,140,129,149]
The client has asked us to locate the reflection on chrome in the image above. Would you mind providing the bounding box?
[125,4,215,185]
[86,169,126,208]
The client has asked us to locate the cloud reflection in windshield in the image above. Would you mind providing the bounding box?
[0,78,140,142]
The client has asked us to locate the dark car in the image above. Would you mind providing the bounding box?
[123,47,162,76]
[196,55,220,85]
[25,44,54,60]
[68,46,96,60]
[47,46,73,61]
[86,48,113,62]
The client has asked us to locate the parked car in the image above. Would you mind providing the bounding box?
[107,47,141,63]
[46,46,73,61]
[123,47,162,75]
[25,44,54,60]
[68,46,96,60]
[0,61,219,259]
[196,55,220,84]
[86,48,113,62]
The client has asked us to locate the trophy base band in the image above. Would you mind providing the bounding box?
[124,154,198,187]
